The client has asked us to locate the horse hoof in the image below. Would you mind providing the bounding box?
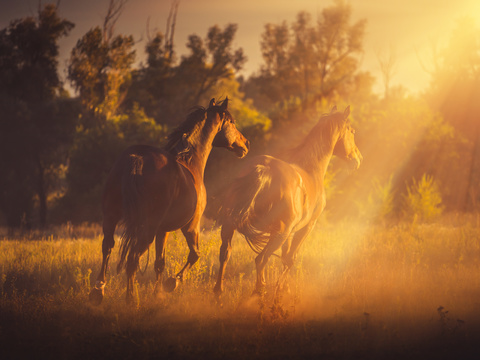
[126,295,139,308]
[89,287,104,305]
[251,288,266,299]
[213,292,224,308]
[163,277,179,293]
[154,283,167,299]
[213,285,223,297]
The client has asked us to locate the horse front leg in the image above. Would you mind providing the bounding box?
[213,221,235,297]
[178,226,200,278]
[154,231,169,296]
[89,214,119,305]
[165,222,200,292]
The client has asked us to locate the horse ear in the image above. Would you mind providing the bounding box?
[330,105,337,113]
[209,98,216,107]
[344,105,350,119]
[220,97,229,111]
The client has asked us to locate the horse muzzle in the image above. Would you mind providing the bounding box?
[232,139,250,158]
[351,152,363,170]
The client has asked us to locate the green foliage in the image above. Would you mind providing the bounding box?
[56,108,165,223]
[128,23,247,128]
[4,0,480,227]
[181,23,246,105]
[246,0,367,118]
[425,16,480,210]
[202,76,272,135]
[359,176,395,222]
[234,101,272,132]
[403,174,444,222]
[68,26,135,121]
[0,4,74,102]
[331,94,462,220]
[0,4,75,227]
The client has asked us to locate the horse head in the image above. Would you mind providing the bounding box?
[209,98,250,158]
[333,106,363,170]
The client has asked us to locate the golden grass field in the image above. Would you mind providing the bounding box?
[1,215,480,359]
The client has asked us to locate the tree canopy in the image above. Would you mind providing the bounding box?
[0,1,479,227]
[0,4,75,227]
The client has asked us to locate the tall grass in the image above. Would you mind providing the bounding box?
[404,174,444,222]
[1,216,480,359]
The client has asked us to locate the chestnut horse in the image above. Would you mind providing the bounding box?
[214,106,362,297]
[89,98,249,304]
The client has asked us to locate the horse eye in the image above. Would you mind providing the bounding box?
[224,113,234,123]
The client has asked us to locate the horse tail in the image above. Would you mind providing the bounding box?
[221,164,271,254]
[117,154,144,274]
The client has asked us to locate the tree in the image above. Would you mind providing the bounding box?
[403,174,444,222]
[68,0,135,123]
[425,17,480,210]
[376,45,397,99]
[313,1,366,99]
[0,4,75,228]
[60,0,165,223]
[128,22,247,128]
[124,6,178,128]
[246,0,366,116]
[180,24,246,106]
[57,106,164,223]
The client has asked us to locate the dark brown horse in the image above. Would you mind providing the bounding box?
[89,98,249,304]
[214,106,362,297]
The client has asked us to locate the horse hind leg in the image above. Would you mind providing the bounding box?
[254,229,291,296]
[125,226,156,305]
[275,224,315,300]
[213,221,235,298]
[125,252,138,306]
[154,231,169,296]
[275,257,294,300]
[89,213,119,305]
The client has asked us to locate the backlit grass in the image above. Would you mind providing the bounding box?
[1,216,480,359]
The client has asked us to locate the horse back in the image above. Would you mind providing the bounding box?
[103,145,198,231]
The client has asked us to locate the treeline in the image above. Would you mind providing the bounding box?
[0,1,479,228]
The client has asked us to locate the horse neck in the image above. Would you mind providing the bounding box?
[292,122,341,183]
[301,148,335,189]
[182,120,219,179]
[312,151,334,182]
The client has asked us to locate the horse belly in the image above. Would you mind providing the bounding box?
[161,200,196,231]
[155,178,198,232]
[251,191,294,233]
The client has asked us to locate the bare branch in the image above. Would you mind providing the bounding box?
[146,16,152,42]
[376,44,397,98]
[415,36,441,76]
[103,0,129,43]
[165,0,180,60]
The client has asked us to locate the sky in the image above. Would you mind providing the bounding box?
[1,0,479,95]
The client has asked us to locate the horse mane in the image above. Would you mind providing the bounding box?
[163,106,207,162]
[163,101,234,163]
[288,112,346,171]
